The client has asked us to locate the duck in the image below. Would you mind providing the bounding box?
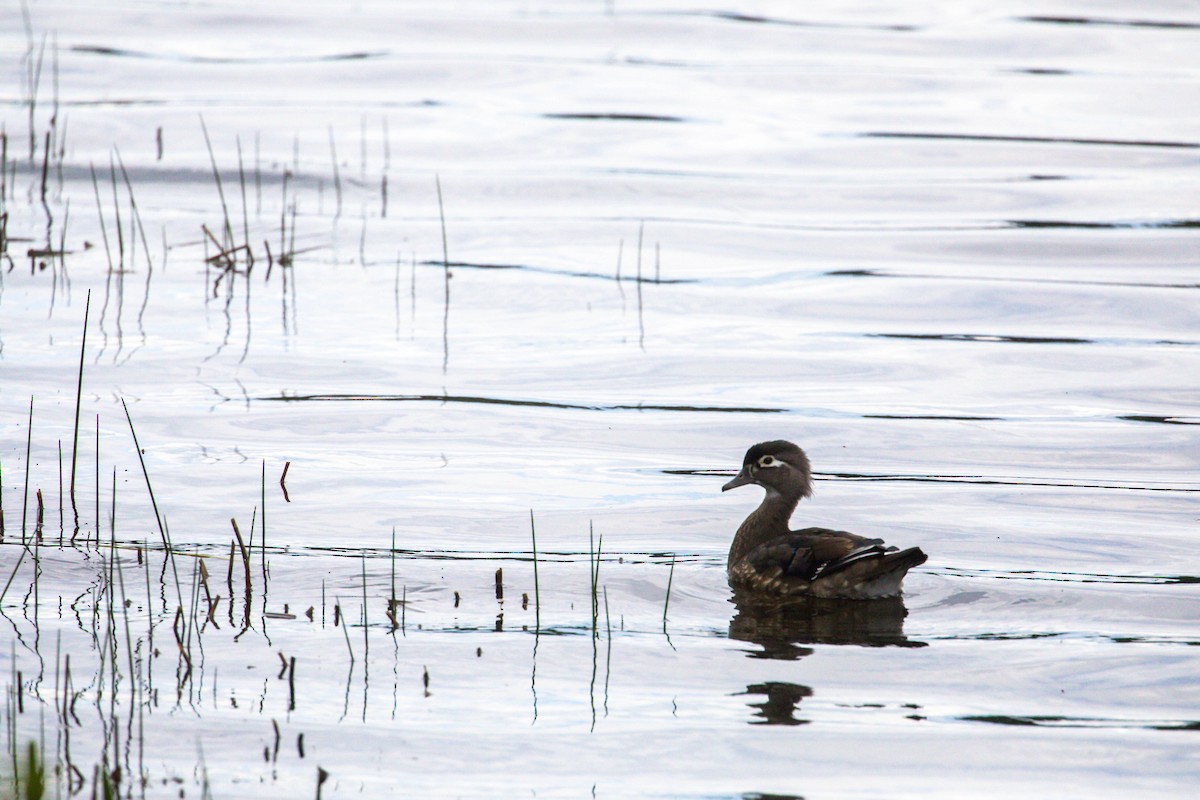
[722,440,927,599]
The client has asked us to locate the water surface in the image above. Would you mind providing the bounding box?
[1,1,1198,797]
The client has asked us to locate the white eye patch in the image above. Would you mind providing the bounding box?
[756,455,782,468]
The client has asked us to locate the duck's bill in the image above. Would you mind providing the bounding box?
[721,468,753,492]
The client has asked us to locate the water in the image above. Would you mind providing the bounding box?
[2,1,1198,797]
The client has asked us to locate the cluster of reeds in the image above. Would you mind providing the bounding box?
[0,287,289,798]
[2,20,71,275]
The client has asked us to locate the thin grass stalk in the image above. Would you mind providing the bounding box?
[636,220,645,349]
[109,156,125,269]
[21,396,32,543]
[143,538,154,700]
[277,168,289,271]
[56,440,63,538]
[436,175,450,373]
[114,150,154,270]
[121,399,167,548]
[662,553,676,633]
[0,548,28,605]
[389,528,396,628]
[328,126,342,217]
[58,198,69,277]
[27,32,46,162]
[236,135,251,267]
[88,165,114,275]
[603,585,612,716]
[94,414,99,547]
[361,556,369,658]
[39,130,50,203]
[199,116,234,246]
[111,483,138,711]
[253,131,261,215]
[68,291,90,534]
[336,598,355,664]
[529,511,540,632]
[260,460,267,585]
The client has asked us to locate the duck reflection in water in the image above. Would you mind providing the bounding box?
[728,591,925,725]
[729,591,924,659]
[737,681,813,726]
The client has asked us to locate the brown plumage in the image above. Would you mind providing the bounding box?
[723,440,927,599]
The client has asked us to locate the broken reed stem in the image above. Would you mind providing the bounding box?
[231,518,252,602]
[226,541,235,600]
[530,510,540,631]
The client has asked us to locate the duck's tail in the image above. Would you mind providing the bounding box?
[813,546,928,599]
[883,546,928,573]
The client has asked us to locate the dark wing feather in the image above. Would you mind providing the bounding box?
[743,527,891,584]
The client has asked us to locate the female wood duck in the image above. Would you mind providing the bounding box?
[723,440,927,599]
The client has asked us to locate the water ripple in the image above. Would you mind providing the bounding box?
[863,131,1200,149]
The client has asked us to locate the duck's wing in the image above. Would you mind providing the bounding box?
[738,527,891,586]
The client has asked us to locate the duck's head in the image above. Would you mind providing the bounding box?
[722,440,813,499]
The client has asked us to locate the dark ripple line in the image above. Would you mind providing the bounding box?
[1021,15,1200,30]
[962,714,1200,731]
[261,394,1199,442]
[543,112,687,123]
[1009,219,1200,230]
[939,566,1200,586]
[1120,415,1199,426]
[822,472,1200,493]
[72,44,382,64]
[863,131,1200,150]
[260,392,783,414]
[875,332,1092,345]
[418,259,696,284]
[827,268,1200,291]
[289,545,704,566]
[695,10,918,32]
[668,469,1200,493]
[862,414,1003,421]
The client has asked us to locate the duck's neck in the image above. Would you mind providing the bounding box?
[727,489,800,568]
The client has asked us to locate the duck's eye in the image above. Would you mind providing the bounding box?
[758,455,778,468]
